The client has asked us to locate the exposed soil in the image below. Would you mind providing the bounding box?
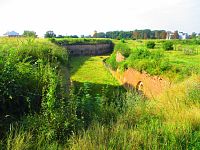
[116,51,125,62]
[109,68,171,98]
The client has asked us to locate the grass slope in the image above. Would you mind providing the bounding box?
[70,56,120,86]
[107,40,200,81]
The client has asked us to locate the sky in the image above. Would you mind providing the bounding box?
[0,0,199,37]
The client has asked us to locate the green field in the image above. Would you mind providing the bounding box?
[70,56,120,85]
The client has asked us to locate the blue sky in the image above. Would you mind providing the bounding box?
[0,0,199,37]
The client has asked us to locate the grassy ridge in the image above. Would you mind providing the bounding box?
[52,38,113,45]
[0,37,68,119]
[0,37,71,148]
[106,40,200,81]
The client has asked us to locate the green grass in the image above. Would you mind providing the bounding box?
[68,75,200,150]
[107,39,200,81]
[70,56,120,86]
[52,38,113,45]
[1,37,200,149]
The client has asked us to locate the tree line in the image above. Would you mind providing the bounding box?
[20,30,200,40]
[96,30,168,39]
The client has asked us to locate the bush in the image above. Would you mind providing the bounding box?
[163,41,174,50]
[120,39,125,43]
[53,38,113,45]
[114,42,131,57]
[146,41,156,49]
[0,38,68,138]
[106,53,118,70]
[129,48,151,60]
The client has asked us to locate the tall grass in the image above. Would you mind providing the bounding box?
[68,75,200,149]
[0,37,70,145]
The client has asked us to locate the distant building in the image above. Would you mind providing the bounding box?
[166,31,174,40]
[3,31,19,37]
[178,32,189,39]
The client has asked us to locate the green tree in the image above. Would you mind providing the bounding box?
[96,32,106,38]
[44,31,56,38]
[174,31,179,39]
[191,32,197,39]
[23,30,37,37]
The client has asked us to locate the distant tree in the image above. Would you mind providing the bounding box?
[197,33,200,39]
[44,31,56,38]
[96,32,106,38]
[57,35,64,38]
[144,33,148,39]
[174,31,179,39]
[161,31,167,39]
[23,30,37,37]
[69,35,79,38]
[133,31,139,39]
[105,30,167,40]
[85,35,92,38]
[191,32,197,39]
[155,30,163,39]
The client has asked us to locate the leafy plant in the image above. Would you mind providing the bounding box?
[114,42,131,57]
[106,53,118,70]
[146,41,156,49]
[163,41,174,50]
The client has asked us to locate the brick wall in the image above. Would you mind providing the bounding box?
[64,44,113,56]
[109,68,171,98]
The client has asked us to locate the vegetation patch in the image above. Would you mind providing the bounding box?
[106,40,200,81]
[163,41,174,50]
[51,38,113,45]
[70,56,120,85]
[0,37,200,149]
[146,41,156,49]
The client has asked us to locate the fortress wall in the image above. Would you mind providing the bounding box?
[109,68,171,98]
[64,44,113,56]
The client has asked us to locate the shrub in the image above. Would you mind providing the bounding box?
[129,48,151,60]
[114,42,131,57]
[0,38,68,139]
[146,41,156,49]
[106,53,118,70]
[120,39,125,43]
[163,41,174,50]
[53,38,113,45]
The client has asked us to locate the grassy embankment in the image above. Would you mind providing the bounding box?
[0,37,73,149]
[51,38,113,45]
[107,39,200,82]
[0,37,199,149]
[0,37,125,149]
